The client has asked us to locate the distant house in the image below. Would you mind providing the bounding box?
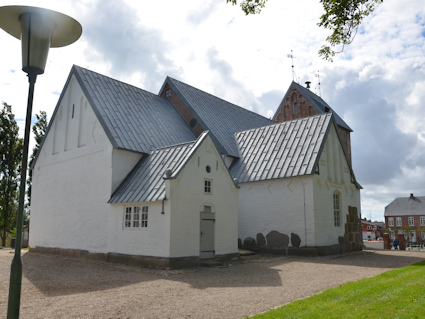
[361,218,384,241]
[385,194,425,243]
[29,66,363,268]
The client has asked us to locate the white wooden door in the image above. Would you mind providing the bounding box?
[200,212,215,259]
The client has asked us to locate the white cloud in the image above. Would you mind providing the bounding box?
[1,0,424,222]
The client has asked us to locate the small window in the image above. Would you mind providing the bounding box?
[133,207,140,227]
[206,165,211,173]
[292,102,297,115]
[124,206,148,229]
[396,217,402,227]
[408,217,414,227]
[204,180,212,194]
[333,192,340,227]
[125,207,132,228]
[141,206,148,227]
[367,225,372,230]
[165,89,171,98]
[72,104,75,118]
[421,216,425,226]
[388,217,394,227]
[190,118,197,128]
[204,205,212,213]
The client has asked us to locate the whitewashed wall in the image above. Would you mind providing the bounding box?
[313,124,360,246]
[30,76,114,253]
[238,175,315,247]
[168,135,239,258]
[107,201,171,257]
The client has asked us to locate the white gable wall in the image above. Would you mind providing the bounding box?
[238,175,316,247]
[168,135,239,258]
[30,76,113,253]
[313,124,360,246]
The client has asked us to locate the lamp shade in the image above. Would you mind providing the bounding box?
[0,6,82,75]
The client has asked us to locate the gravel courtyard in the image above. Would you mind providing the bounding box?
[1,249,424,319]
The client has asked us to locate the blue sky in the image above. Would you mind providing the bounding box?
[1,0,424,221]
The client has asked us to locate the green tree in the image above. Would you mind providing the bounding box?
[0,102,23,246]
[227,0,383,61]
[27,111,47,207]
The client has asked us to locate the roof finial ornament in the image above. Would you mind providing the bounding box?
[286,50,297,83]
[315,70,321,97]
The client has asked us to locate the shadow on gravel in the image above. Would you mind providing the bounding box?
[22,252,160,297]
[21,250,425,296]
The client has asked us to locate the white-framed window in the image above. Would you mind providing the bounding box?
[367,225,372,230]
[204,179,212,194]
[141,206,148,227]
[408,217,414,227]
[396,217,402,227]
[333,192,341,227]
[388,217,394,227]
[124,206,148,229]
[165,89,171,98]
[390,230,395,239]
[422,231,425,240]
[398,230,404,235]
[420,216,425,226]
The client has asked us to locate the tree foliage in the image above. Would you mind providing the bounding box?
[318,0,383,61]
[226,0,268,15]
[0,102,23,246]
[27,111,47,206]
[227,0,383,61]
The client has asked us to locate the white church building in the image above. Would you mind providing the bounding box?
[29,66,362,268]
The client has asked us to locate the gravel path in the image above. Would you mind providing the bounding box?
[1,248,424,318]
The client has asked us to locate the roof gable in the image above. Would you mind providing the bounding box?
[385,196,425,216]
[273,82,352,132]
[161,77,275,157]
[231,113,333,183]
[71,66,196,154]
[109,132,212,203]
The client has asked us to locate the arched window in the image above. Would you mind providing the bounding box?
[333,191,341,227]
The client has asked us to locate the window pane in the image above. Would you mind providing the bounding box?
[125,207,131,228]
[133,207,140,227]
[141,206,148,227]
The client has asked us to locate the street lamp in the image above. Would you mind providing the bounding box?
[0,6,82,318]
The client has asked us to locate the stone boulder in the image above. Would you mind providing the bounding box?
[266,231,289,249]
[290,233,301,247]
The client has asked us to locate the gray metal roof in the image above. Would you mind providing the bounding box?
[273,82,352,132]
[230,113,332,183]
[384,196,425,216]
[162,77,275,158]
[72,65,196,153]
[109,132,209,203]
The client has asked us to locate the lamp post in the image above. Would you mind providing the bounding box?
[0,6,82,318]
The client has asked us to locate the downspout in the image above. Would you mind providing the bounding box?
[161,195,166,214]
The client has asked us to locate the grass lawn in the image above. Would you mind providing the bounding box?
[251,260,425,318]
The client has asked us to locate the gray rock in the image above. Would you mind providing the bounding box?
[256,233,266,247]
[290,233,301,247]
[243,237,256,247]
[266,231,289,249]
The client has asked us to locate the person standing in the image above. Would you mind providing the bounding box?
[393,238,399,250]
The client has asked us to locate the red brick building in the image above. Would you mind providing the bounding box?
[384,194,425,243]
[361,218,384,241]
